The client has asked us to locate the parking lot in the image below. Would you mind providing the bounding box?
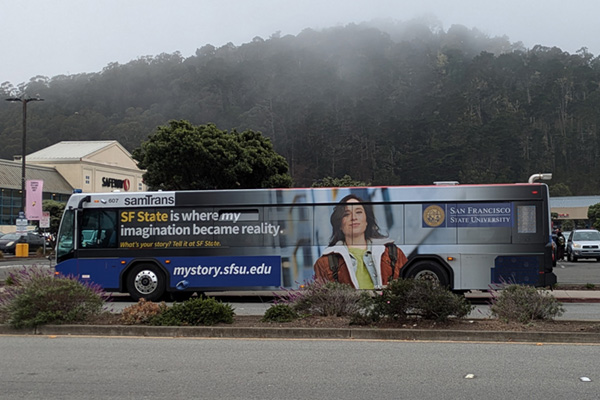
[554,258,600,284]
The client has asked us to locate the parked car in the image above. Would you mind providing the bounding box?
[0,232,46,254]
[566,229,600,262]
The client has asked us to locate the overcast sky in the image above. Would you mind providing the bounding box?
[2,0,598,86]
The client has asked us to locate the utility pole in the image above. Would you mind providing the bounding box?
[5,94,44,217]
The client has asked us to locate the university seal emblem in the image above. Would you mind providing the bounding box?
[423,205,445,227]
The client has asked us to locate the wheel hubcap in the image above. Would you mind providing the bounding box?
[134,270,158,294]
[414,270,440,285]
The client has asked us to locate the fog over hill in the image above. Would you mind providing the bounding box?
[2,0,598,85]
[1,18,599,194]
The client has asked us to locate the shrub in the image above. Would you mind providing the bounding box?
[490,284,565,323]
[120,298,167,325]
[4,274,15,286]
[356,278,473,323]
[0,266,107,328]
[150,297,234,326]
[262,304,299,322]
[277,279,363,317]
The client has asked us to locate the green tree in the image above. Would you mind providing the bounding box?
[549,183,573,197]
[311,175,369,187]
[3,22,600,193]
[561,220,575,231]
[133,120,293,190]
[588,203,600,230]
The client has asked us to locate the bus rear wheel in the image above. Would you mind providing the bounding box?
[405,261,450,288]
[127,264,166,302]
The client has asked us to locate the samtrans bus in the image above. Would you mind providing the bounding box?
[54,183,557,301]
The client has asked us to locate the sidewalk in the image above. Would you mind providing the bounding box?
[210,289,600,304]
[464,290,600,303]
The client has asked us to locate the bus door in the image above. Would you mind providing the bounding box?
[491,201,555,286]
[71,208,121,289]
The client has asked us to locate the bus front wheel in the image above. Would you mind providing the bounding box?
[127,264,166,301]
[405,261,450,288]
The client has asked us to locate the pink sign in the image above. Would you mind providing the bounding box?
[26,180,44,220]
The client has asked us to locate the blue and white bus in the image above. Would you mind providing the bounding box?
[54,183,557,300]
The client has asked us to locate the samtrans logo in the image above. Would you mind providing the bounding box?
[123,194,175,206]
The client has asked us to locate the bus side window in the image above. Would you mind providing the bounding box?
[100,229,116,248]
[81,230,98,247]
[80,209,118,248]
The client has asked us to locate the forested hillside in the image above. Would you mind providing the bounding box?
[1,19,599,193]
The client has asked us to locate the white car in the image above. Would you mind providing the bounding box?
[566,229,600,262]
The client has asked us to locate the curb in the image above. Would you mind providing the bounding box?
[2,324,600,344]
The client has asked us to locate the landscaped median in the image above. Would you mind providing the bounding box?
[2,266,600,343]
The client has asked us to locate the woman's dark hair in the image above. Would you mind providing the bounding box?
[328,194,384,246]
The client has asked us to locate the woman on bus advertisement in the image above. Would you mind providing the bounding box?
[313,194,407,289]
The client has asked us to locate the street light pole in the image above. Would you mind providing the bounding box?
[5,95,44,215]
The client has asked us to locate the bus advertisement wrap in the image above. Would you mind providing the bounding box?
[168,255,281,288]
[54,184,556,300]
[118,208,282,250]
[422,203,513,228]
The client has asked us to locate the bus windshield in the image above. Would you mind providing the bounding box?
[56,209,74,259]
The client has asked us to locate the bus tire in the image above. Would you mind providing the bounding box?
[127,264,166,302]
[405,261,450,288]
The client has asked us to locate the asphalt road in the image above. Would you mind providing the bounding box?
[0,257,52,281]
[554,259,600,284]
[0,336,598,400]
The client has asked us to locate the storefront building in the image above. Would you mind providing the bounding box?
[550,196,600,228]
[0,159,72,226]
[0,140,146,230]
[27,141,146,193]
